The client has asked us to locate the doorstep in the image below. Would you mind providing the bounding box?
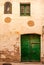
[0,61,43,65]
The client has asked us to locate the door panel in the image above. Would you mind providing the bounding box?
[21,35,31,62]
[30,34,40,62]
[21,34,40,62]
[32,43,40,61]
[30,34,40,43]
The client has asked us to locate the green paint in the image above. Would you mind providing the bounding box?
[21,34,40,62]
[20,4,30,16]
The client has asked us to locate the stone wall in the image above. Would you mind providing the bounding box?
[0,31,20,62]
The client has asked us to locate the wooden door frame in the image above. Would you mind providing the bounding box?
[20,34,41,62]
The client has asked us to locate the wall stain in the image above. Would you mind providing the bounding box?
[0,31,20,62]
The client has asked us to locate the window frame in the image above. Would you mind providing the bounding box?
[4,2,12,14]
[20,3,30,16]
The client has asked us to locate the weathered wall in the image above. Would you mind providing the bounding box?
[0,32,20,62]
[40,0,44,62]
[0,0,44,62]
[0,0,42,34]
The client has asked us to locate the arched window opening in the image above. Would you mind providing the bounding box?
[4,2,12,14]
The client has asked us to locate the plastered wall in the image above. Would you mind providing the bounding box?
[0,0,44,62]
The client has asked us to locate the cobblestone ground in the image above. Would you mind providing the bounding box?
[0,62,44,65]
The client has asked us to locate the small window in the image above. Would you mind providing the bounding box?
[4,2,12,14]
[20,3,30,16]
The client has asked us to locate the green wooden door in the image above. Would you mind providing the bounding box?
[21,35,32,62]
[30,34,40,62]
[31,43,40,62]
[21,34,40,62]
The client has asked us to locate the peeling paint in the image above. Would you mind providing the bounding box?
[0,31,20,62]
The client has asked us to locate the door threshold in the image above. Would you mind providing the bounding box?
[21,62,41,64]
